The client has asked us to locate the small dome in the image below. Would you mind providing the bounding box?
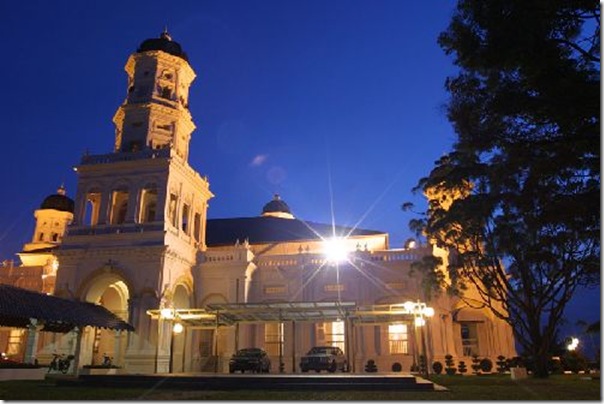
[137,30,188,61]
[40,186,74,213]
[261,194,294,219]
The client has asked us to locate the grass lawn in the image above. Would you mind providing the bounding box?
[0,374,599,400]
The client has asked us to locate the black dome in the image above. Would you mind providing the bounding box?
[137,31,188,61]
[40,187,74,213]
[262,195,292,215]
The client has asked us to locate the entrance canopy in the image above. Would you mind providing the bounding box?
[147,301,424,328]
[0,284,134,333]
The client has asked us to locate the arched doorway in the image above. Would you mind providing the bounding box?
[80,275,130,367]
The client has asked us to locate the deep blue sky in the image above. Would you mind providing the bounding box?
[1,0,599,348]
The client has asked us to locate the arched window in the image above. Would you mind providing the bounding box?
[110,188,129,225]
[84,189,101,226]
[139,186,158,223]
[193,212,201,242]
[182,204,190,234]
[168,194,178,227]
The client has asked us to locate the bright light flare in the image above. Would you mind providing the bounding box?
[323,237,350,264]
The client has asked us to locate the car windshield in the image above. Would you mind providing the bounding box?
[236,349,262,357]
[308,347,334,355]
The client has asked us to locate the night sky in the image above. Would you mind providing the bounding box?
[1,0,599,352]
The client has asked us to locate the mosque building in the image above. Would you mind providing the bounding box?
[0,31,516,374]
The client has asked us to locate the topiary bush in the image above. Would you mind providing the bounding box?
[444,354,457,375]
[432,361,443,375]
[471,354,481,375]
[365,359,378,373]
[418,354,427,375]
[391,362,402,372]
[480,358,493,373]
[496,355,507,374]
[458,360,467,374]
[562,351,588,374]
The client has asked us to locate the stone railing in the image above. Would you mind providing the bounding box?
[80,148,171,165]
[253,249,423,268]
[66,222,164,236]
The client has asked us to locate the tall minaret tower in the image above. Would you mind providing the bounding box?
[55,31,213,373]
[113,29,196,161]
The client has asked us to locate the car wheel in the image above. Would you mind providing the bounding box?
[328,361,337,373]
[301,368,308,373]
[315,369,321,373]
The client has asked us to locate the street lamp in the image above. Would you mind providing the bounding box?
[405,300,434,378]
[567,337,580,351]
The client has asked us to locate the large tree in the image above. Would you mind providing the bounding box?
[410,0,600,378]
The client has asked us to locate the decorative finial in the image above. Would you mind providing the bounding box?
[57,184,66,196]
[274,194,281,200]
[161,25,172,41]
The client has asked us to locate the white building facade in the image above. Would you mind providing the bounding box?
[2,31,516,374]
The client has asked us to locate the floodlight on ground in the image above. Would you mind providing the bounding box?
[323,237,349,264]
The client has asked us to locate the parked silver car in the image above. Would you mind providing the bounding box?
[300,346,348,373]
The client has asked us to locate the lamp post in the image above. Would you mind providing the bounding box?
[169,322,184,373]
[403,300,434,378]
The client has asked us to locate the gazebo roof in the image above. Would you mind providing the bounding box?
[0,284,134,333]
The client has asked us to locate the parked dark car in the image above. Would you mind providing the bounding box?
[300,346,348,373]
[229,348,271,373]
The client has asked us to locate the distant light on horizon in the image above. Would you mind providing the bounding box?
[567,337,579,351]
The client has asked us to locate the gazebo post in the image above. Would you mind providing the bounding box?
[291,320,296,373]
[114,329,122,367]
[23,318,40,365]
[72,326,83,376]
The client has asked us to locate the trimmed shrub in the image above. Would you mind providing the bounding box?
[458,360,467,374]
[444,354,457,376]
[432,361,443,375]
[480,358,493,373]
[391,362,402,372]
[562,351,588,374]
[365,359,378,373]
[496,355,507,374]
[471,354,481,375]
[418,354,427,374]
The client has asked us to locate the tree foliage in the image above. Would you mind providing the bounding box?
[411,0,600,378]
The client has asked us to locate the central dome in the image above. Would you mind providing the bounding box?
[261,194,294,219]
[137,30,188,61]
